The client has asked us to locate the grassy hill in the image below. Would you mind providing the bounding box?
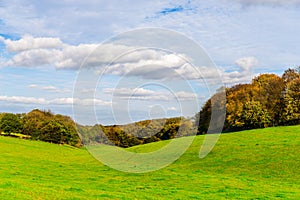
[0,125,300,199]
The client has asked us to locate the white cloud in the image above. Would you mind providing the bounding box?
[27,84,71,93]
[42,86,57,91]
[103,88,155,97]
[104,87,168,101]
[167,106,177,111]
[0,95,48,105]
[50,97,74,105]
[2,36,202,79]
[55,44,98,69]
[1,35,261,84]
[6,48,62,67]
[0,95,111,106]
[28,84,38,88]
[103,87,198,101]
[1,36,95,68]
[73,98,112,106]
[3,35,63,52]
[217,57,259,85]
[235,57,258,72]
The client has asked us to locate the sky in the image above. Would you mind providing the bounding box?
[0,0,300,125]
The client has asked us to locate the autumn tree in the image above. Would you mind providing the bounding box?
[252,74,285,125]
[225,84,256,131]
[282,77,300,125]
[196,67,300,133]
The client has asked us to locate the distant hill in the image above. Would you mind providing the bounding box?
[77,117,197,148]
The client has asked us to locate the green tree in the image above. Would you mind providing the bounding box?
[21,109,81,146]
[54,114,81,146]
[282,77,300,125]
[240,101,271,129]
[22,109,51,139]
[0,113,22,134]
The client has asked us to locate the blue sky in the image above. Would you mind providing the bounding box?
[0,0,300,125]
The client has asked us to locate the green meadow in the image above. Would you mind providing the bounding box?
[0,125,299,199]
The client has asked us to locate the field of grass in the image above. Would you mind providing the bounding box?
[0,125,299,199]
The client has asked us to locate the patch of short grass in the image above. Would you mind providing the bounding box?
[0,125,299,199]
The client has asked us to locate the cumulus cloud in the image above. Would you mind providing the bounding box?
[3,35,63,52]
[219,57,259,84]
[6,48,62,67]
[1,35,256,84]
[55,44,98,69]
[0,95,111,106]
[1,36,94,68]
[105,61,219,81]
[235,57,258,71]
[1,35,202,79]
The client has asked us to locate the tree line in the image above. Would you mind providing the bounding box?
[1,67,299,148]
[77,117,196,148]
[0,109,196,148]
[0,109,81,147]
[196,67,300,134]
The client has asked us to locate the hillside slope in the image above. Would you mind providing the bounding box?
[0,125,299,199]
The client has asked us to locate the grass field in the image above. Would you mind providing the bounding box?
[0,125,299,199]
